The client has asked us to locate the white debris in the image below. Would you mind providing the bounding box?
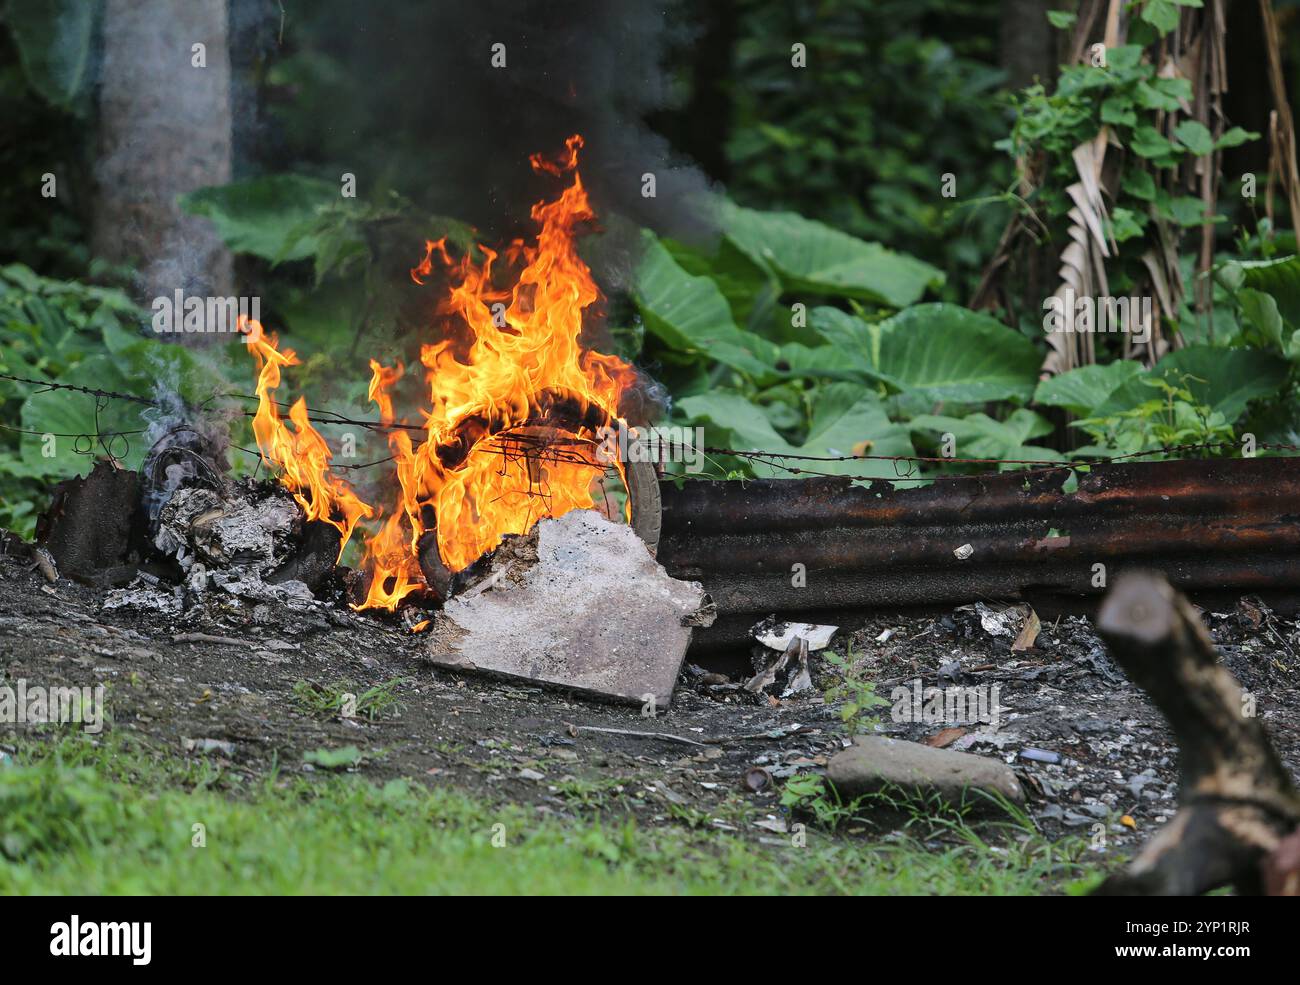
[102,583,183,616]
[751,618,839,651]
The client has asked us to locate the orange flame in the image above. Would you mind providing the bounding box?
[244,320,374,556]
[244,135,636,610]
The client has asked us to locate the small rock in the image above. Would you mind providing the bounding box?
[827,735,1024,809]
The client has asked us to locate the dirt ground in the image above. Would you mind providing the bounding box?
[2,544,1298,858]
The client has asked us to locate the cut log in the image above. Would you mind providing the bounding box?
[1093,572,1300,895]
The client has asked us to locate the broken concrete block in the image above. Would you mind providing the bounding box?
[827,735,1024,810]
[426,510,713,707]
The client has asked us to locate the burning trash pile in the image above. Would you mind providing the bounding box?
[27,136,713,704]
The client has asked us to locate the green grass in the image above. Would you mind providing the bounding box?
[0,734,1101,895]
[290,677,406,721]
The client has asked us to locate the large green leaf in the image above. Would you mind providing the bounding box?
[1095,345,1290,422]
[663,237,784,338]
[678,385,914,482]
[180,176,339,263]
[1033,361,1144,416]
[4,0,99,112]
[633,235,778,378]
[799,383,915,480]
[910,409,1064,470]
[719,201,943,308]
[811,303,1041,402]
[19,340,227,473]
[677,392,792,455]
[1223,255,1300,330]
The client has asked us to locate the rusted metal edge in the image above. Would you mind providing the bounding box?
[657,457,1300,648]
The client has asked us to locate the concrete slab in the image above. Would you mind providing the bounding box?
[426,510,714,707]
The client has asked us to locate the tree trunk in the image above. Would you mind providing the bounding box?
[1000,0,1058,90]
[92,0,233,303]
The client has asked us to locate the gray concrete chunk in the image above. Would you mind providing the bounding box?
[426,510,713,707]
[827,735,1024,810]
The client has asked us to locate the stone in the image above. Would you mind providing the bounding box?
[827,735,1024,809]
[426,510,713,708]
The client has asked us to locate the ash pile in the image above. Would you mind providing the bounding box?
[20,423,714,706]
[28,426,350,623]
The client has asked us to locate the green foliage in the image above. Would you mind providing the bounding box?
[822,650,890,734]
[810,304,1042,403]
[718,201,943,308]
[911,409,1066,469]
[0,264,232,537]
[1,0,99,114]
[291,677,406,722]
[2,733,1100,894]
[1074,371,1236,458]
[722,0,1010,301]
[1000,18,1258,338]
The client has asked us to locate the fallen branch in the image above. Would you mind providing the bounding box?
[1093,573,1300,895]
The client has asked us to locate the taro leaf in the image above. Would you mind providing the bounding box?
[811,303,1041,403]
[719,201,943,308]
[1226,254,1300,330]
[1033,361,1145,416]
[663,236,784,338]
[677,392,791,455]
[678,385,914,482]
[798,384,915,480]
[633,234,778,378]
[181,175,339,263]
[19,341,224,473]
[1095,345,1289,423]
[909,409,1064,470]
[1237,288,1285,349]
[19,354,147,473]
[774,342,865,382]
[4,0,100,113]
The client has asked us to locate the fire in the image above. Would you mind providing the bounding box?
[243,135,637,610]
[244,322,374,556]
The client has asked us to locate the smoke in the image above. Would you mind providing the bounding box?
[415,0,718,244]
[260,0,721,253]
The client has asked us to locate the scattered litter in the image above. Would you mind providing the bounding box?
[744,635,813,697]
[102,583,182,616]
[1018,747,1062,765]
[953,543,974,560]
[922,726,967,749]
[1012,607,1041,651]
[183,737,236,757]
[741,766,773,794]
[751,616,838,651]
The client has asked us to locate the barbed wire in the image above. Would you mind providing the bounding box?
[3,370,1296,483]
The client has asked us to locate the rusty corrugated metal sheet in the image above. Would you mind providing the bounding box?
[657,458,1300,645]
